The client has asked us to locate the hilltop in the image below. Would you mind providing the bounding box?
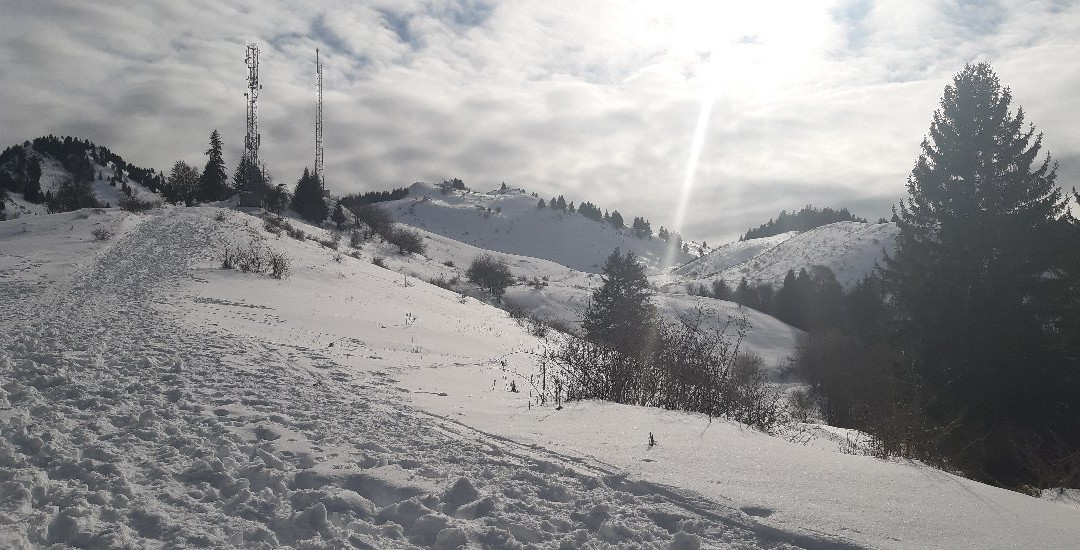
[677,221,899,289]
[0,135,159,218]
[379,182,693,274]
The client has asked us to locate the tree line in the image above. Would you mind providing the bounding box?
[740,205,870,241]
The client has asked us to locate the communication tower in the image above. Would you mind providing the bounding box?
[315,48,325,189]
[241,43,262,205]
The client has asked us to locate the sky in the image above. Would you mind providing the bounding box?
[1,1,1078,244]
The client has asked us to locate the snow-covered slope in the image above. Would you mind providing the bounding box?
[369,224,802,369]
[1,148,154,218]
[677,221,899,288]
[2,207,1076,549]
[381,182,691,274]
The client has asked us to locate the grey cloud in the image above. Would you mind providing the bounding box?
[1,0,1077,247]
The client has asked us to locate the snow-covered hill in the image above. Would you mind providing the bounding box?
[677,221,899,288]
[381,182,692,274]
[1,142,155,218]
[2,206,1076,548]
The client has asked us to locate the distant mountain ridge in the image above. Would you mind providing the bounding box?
[380,182,693,273]
[677,221,898,289]
[741,205,869,241]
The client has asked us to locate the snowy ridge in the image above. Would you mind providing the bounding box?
[382,182,692,274]
[678,221,899,288]
[1,207,1077,548]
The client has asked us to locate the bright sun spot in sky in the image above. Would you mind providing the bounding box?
[655,1,834,264]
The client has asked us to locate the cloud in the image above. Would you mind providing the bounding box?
[1,0,1077,245]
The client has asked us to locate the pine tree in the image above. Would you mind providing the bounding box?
[24,156,42,203]
[536,198,546,209]
[331,202,348,230]
[609,210,623,228]
[291,167,328,223]
[881,62,1074,484]
[200,130,229,202]
[582,249,656,359]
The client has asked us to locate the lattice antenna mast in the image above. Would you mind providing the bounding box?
[243,43,261,197]
[314,48,325,189]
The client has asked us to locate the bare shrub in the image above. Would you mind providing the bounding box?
[352,204,394,239]
[466,254,514,302]
[538,310,783,431]
[118,191,160,213]
[269,249,291,279]
[387,227,425,255]
[371,257,386,268]
[428,274,461,290]
[214,211,228,222]
[349,230,365,249]
[220,241,289,279]
[263,219,283,236]
[91,227,113,241]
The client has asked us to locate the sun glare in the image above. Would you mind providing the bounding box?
[657,1,832,267]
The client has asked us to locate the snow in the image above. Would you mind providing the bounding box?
[1,150,154,218]
[678,221,899,289]
[382,182,692,274]
[1,206,1077,548]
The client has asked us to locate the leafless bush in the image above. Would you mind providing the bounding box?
[387,227,425,255]
[538,310,784,431]
[263,219,283,236]
[371,256,386,268]
[214,211,228,222]
[349,230,365,249]
[467,254,514,302]
[352,204,394,239]
[220,241,290,279]
[118,191,160,213]
[91,227,113,241]
[427,274,461,290]
[269,249,290,279]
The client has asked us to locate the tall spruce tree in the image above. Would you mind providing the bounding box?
[582,249,656,359]
[880,62,1073,484]
[291,167,328,223]
[199,130,229,202]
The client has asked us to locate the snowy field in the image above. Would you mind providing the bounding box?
[2,207,1078,548]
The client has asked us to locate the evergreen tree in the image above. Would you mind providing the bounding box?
[609,210,623,228]
[711,279,731,301]
[881,62,1073,484]
[733,278,753,308]
[24,156,42,203]
[291,167,328,223]
[582,249,656,359]
[536,198,546,209]
[331,202,348,230]
[199,129,229,202]
[556,195,567,210]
